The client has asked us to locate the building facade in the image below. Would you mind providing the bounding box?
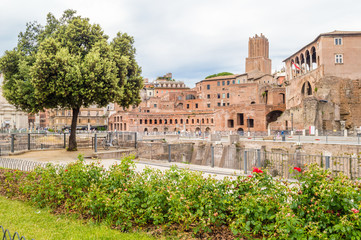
[0,73,28,130]
[47,105,111,131]
[272,31,361,131]
[109,35,286,134]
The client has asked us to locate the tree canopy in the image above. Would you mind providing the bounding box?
[205,72,234,79]
[0,10,143,150]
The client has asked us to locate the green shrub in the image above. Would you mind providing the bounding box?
[1,159,361,239]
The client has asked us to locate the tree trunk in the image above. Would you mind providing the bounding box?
[68,107,80,151]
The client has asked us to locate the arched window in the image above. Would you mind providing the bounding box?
[186,94,196,100]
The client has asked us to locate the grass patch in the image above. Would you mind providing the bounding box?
[0,196,155,240]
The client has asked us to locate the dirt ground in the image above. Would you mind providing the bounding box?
[5,148,96,163]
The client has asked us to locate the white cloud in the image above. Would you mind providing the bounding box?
[1,0,361,86]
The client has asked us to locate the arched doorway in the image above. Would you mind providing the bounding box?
[153,128,158,132]
[301,81,312,96]
[266,111,283,126]
[237,128,244,136]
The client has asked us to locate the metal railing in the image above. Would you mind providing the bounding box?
[0,132,138,155]
[0,158,63,172]
[137,141,361,180]
[0,226,33,240]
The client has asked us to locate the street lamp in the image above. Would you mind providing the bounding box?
[291,113,294,132]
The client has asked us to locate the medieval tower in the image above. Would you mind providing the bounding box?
[245,34,272,74]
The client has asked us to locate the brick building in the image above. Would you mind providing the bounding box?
[109,35,286,134]
[47,105,112,131]
[271,31,361,131]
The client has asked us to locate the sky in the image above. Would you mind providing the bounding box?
[1,0,361,87]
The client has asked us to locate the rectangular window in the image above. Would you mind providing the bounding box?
[195,103,198,108]
[232,80,235,84]
[227,81,230,85]
[207,94,210,99]
[207,84,210,90]
[237,79,240,84]
[187,104,190,109]
[207,103,211,108]
[170,119,173,124]
[247,118,254,128]
[223,103,226,106]
[334,37,342,45]
[154,104,157,108]
[237,113,244,125]
[217,81,220,86]
[217,94,220,99]
[222,93,225,98]
[227,93,229,98]
[335,54,343,64]
[217,102,221,107]
[222,81,225,86]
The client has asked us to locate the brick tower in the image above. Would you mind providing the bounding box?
[245,34,272,74]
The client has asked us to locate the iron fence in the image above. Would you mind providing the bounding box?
[137,141,361,180]
[0,158,60,172]
[1,225,33,240]
[0,132,138,155]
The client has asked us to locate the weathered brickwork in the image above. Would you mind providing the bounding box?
[109,35,286,134]
[271,31,361,131]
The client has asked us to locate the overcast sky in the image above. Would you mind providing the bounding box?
[1,0,360,87]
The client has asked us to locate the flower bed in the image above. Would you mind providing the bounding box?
[0,155,360,239]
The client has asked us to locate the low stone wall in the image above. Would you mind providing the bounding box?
[93,149,137,159]
[238,140,361,157]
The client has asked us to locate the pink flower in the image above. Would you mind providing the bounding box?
[124,188,127,191]
[294,167,302,172]
[351,208,359,213]
[252,167,263,173]
[248,175,252,178]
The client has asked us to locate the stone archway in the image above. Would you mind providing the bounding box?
[237,128,244,136]
[153,128,158,132]
[266,111,283,126]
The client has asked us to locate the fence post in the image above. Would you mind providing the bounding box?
[94,133,97,153]
[134,132,137,148]
[244,150,248,174]
[211,145,214,168]
[168,144,171,163]
[63,133,66,149]
[11,134,15,153]
[257,149,261,168]
[326,132,328,144]
[325,156,330,169]
[28,133,31,150]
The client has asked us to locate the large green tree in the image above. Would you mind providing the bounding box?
[0,10,143,150]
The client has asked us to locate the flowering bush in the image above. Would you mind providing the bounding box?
[0,159,361,239]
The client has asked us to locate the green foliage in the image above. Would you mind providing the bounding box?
[0,10,143,149]
[205,72,233,79]
[1,162,361,239]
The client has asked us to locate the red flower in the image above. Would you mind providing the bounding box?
[351,208,359,213]
[294,167,302,172]
[65,169,68,172]
[252,167,263,173]
[248,175,252,178]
